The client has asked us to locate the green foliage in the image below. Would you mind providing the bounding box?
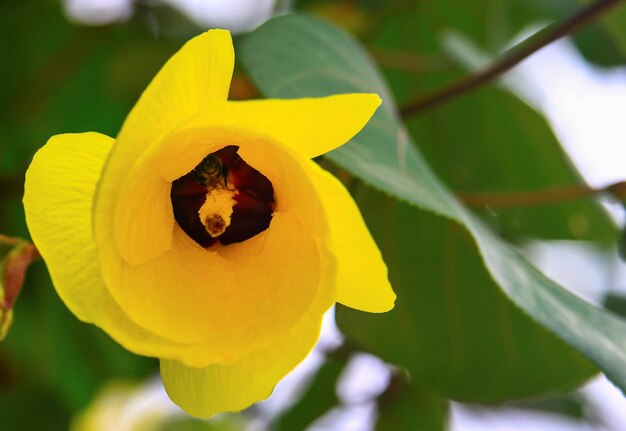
[240,13,626,398]
[339,185,595,400]
[376,373,448,431]
[408,85,615,242]
[1,265,157,412]
[0,4,163,424]
[0,0,181,180]
[367,1,614,242]
[3,0,626,429]
[577,0,626,65]
[0,385,71,431]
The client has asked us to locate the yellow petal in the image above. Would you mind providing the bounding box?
[25,132,332,371]
[309,167,395,312]
[95,29,234,267]
[160,301,325,417]
[113,167,173,265]
[155,95,381,181]
[120,29,233,149]
[22,133,186,356]
[221,95,380,158]
[99,129,336,362]
[111,213,321,350]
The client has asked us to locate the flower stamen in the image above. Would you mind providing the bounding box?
[171,146,275,248]
[197,185,238,237]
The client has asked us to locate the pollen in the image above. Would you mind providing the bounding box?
[171,145,275,247]
[198,186,238,237]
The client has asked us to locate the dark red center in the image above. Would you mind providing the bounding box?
[170,146,275,247]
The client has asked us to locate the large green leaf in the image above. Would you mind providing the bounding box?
[338,185,595,400]
[368,3,615,243]
[239,14,626,396]
[406,86,615,242]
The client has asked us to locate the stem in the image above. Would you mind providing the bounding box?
[400,0,626,117]
[458,181,626,208]
[0,235,23,247]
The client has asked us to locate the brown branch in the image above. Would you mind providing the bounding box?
[458,181,626,209]
[400,0,626,118]
[0,235,23,247]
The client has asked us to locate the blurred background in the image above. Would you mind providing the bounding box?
[2,0,626,430]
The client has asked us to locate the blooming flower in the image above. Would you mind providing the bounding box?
[23,30,395,417]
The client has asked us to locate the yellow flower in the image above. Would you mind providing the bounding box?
[23,30,395,417]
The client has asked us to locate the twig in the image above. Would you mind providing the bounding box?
[0,235,23,247]
[400,0,626,117]
[458,181,626,208]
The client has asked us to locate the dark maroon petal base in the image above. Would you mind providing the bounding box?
[170,146,275,247]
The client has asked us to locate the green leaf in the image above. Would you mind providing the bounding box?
[406,33,615,242]
[408,85,615,242]
[577,0,626,65]
[367,3,615,243]
[376,373,448,431]
[605,293,626,318]
[240,13,626,396]
[338,186,595,400]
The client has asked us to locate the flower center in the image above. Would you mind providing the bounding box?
[170,146,275,247]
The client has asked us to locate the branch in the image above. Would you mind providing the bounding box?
[400,0,626,118]
[0,235,23,247]
[458,181,626,208]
